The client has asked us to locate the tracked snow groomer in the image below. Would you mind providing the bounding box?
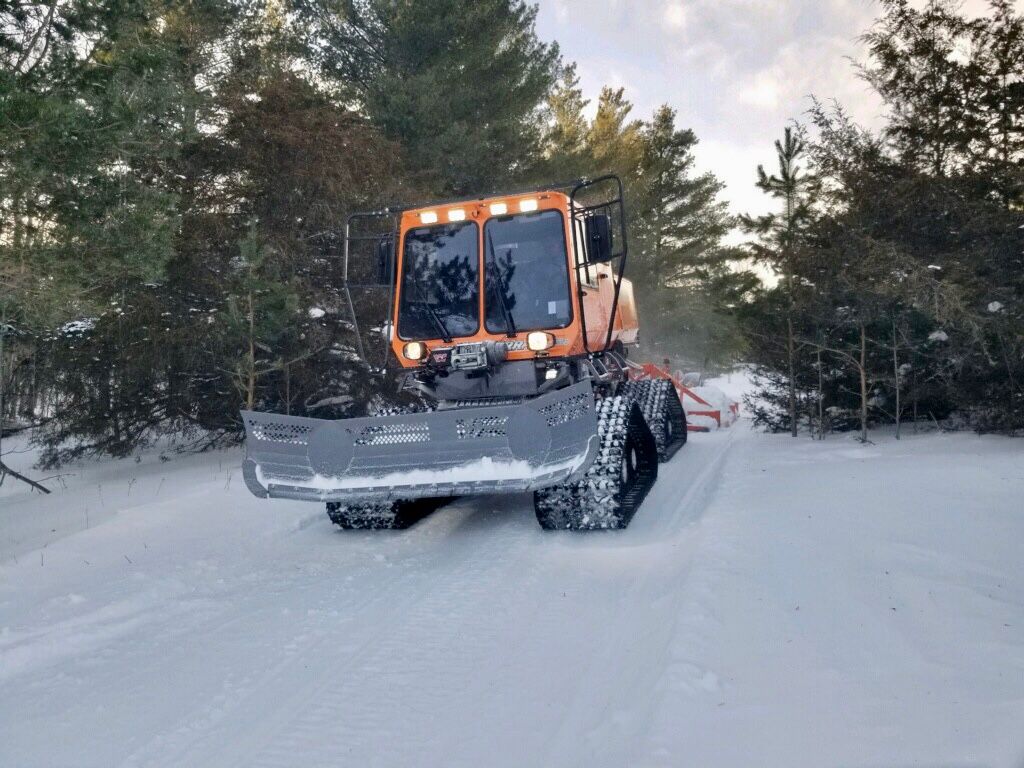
[241,176,687,530]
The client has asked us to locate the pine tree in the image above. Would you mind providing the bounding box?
[742,127,817,435]
[860,0,979,176]
[744,0,1024,436]
[298,0,560,195]
[972,0,1024,207]
[4,1,413,464]
[631,106,752,369]
[537,63,592,181]
[856,0,1024,430]
[540,86,753,371]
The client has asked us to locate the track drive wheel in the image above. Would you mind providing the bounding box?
[326,497,452,530]
[533,395,658,530]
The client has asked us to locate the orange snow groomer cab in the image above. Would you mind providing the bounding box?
[386,181,639,377]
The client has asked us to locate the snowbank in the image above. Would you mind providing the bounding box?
[689,384,739,426]
[256,452,589,492]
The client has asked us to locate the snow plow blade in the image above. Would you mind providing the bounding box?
[241,380,599,503]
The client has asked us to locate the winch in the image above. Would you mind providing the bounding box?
[449,341,508,372]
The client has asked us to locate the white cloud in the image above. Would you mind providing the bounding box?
[692,137,776,219]
[737,68,782,110]
[534,0,1017,217]
[664,2,688,30]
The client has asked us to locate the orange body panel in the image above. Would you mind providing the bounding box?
[389,191,638,367]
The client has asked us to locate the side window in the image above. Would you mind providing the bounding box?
[573,217,598,288]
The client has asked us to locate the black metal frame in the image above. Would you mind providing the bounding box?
[342,209,400,368]
[568,174,629,354]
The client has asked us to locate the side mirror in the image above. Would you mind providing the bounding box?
[585,213,614,263]
[375,235,395,285]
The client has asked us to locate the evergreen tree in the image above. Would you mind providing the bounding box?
[860,0,980,176]
[540,85,754,371]
[7,0,412,465]
[856,1,1024,430]
[298,0,560,195]
[537,63,592,181]
[744,0,1024,436]
[742,127,817,435]
[631,106,752,369]
[1,1,184,316]
[1,0,206,465]
[585,87,645,185]
[972,0,1024,207]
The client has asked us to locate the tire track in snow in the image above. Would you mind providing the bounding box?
[123,497,547,767]
[236,430,738,768]
[16,427,740,768]
[538,428,738,767]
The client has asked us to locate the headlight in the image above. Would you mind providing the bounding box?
[526,332,554,351]
[403,341,426,361]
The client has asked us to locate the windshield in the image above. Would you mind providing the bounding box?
[397,221,480,340]
[484,210,572,334]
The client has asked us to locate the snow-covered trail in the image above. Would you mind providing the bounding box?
[0,428,732,768]
[2,423,1024,767]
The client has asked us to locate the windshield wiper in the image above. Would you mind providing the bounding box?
[409,272,453,343]
[486,230,517,337]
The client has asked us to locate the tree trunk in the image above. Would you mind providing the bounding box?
[783,171,798,438]
[859,323,868,443]
[284,362,290,416]
[12,186,24,256]
[912,366,919,434]
[0,459,51,494]
[29,352,37,422]
[892,316,901,440]
[0,304,48,494]
[787,315,797,437]
[816,345,824,441]
[246,289,256,411]
[0,303,6,459]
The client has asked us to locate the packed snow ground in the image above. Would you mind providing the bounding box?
[2,411,1024,766]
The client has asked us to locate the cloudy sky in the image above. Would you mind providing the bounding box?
[534,0,999,218]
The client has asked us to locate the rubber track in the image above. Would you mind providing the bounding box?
[326,498,453,530]
[621,379,687,462]
[533,394,658,530]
